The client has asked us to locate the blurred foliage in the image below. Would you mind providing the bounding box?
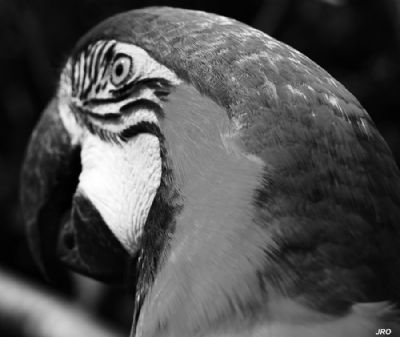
[0,0,399,336]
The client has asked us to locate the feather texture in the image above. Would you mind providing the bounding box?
[71,7,400,336]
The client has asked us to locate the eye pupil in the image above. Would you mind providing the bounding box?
[115,63,124,77]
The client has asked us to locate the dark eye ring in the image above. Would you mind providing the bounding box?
[110,55,132,86]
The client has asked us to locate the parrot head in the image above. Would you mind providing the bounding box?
[20,7,400,337]
[20,8,269,287]
[20,37,181,283]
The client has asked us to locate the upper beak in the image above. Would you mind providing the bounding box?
[20,98,130,284]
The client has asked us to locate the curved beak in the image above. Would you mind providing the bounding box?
[20,98,130,284]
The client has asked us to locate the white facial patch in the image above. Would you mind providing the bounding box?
[55,40,178,254]
[114,43,180,84]
[88,106,160,136]
[77,132,162,255]
[79,41,181,104]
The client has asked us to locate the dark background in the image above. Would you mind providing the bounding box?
[1,0,399,336]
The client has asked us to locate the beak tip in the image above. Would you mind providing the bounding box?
[20,98,81,281]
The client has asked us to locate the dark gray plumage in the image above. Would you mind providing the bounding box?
[21,7,400,337]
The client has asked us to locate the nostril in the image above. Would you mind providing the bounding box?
[63,232,76,250]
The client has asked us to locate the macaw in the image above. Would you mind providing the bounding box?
[20,7,400,337]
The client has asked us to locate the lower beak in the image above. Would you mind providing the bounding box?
[57,192,130,282]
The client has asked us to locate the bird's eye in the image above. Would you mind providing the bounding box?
[110,55,132,86]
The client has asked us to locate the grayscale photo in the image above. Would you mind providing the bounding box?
[1,0,400,336]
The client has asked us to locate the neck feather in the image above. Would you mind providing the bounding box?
[135,84,275,337]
